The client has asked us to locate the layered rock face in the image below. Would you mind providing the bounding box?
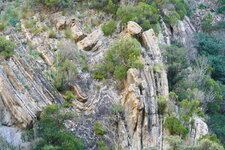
[118,28,169,150]
[0,30,63,148]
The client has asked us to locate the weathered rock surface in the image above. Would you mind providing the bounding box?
[71,25,86,41]
[125,21,142,35]
[77,29,104,51]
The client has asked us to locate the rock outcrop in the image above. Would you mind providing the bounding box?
[125,21,142,35]
[77,29,103,51]
[118,29,169,150]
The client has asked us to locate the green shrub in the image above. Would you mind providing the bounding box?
[164,116,189,137]
[101,20,116,36]
[103,0,117,14]
[32,0,72,7]
[0,22,6,31]
[161,44,188,91]
[116,2,159,30]
[216,0,225,14]
[113,66,129,79]
[92,64,107,80]
[198,3,207,9]
[31,104,84,150]
[24,19,36,29]
[198,139,224,150]
[97,141,110,150]
[207,113,225,146]
[201,12,213,31]
[94,122,106,135]
[164,10,180,25]
[93,36,143,80]
[48,29,56,38]
[64,28,72,38]
[0,36,15,59]
[54,59,78,89]
[63,101,72,108]
[65,91,76,102]
[157,96,168,115]
[165,135,183,150]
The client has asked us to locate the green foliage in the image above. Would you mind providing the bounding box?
[194,32,225,84]
[93,36,143,80]
[161,44,188,91]
[204,78,222,102]
[116,2,159,30]
[32,104,84,150]
[113,66,129,79]
[170,0,188,19]
[54,59,78,89]
[201,12,213,31]
[110,104,124,115]
[101,20,116,36]
[64,28,72,38]
[216,0,225,14]
[207,113,225,146]
[165,135,183,150]
[65,91,76,102]
[92,64,107,80]
[164,10,180,25]
[198,3,207,9]
[164,116,189,137]
[24,19,36,29]
[97,141,110,150]
[63,101,72,108]
[0,22,6,31]
[53,42,78,89]
[32,0,73,8]
[0,36,15,59]
[103,0,117,14]
[94,122,106,135]
[157,96,168,115]
[198,139,224,150]
[48,29,56,38]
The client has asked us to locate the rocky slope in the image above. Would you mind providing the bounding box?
[0,0,222,149]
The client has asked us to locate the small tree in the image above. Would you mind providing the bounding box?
[165,135,183,150]
[0,36,15,59]
[101,20,116,36]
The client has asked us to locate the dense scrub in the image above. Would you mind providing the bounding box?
[93,36,143,80]
[0,36,15,59]
[22,104,84,150]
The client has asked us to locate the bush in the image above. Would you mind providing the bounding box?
[103,0,117,14]
[157,96,168,115]
[165,135,183,150]
[164,116,189,137]
[101,20,116,36]
[198,139,224,150]
[216,0,225,14]
[116,2,159,30]
[54,41,78,89]
[32,0,73,8]
[93,36,143,80]
[0,36,15,59]
[54,59,78,89]
[0,22,6,31]
[94,122,106,135]
[48,29,56,38]
[97,141,110,150]
[30,104,84,150]
[194,32,225,84]
[207,113,225,146]
[161,44,188,91]
[65,91,76,102]
[64,28,72,38]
